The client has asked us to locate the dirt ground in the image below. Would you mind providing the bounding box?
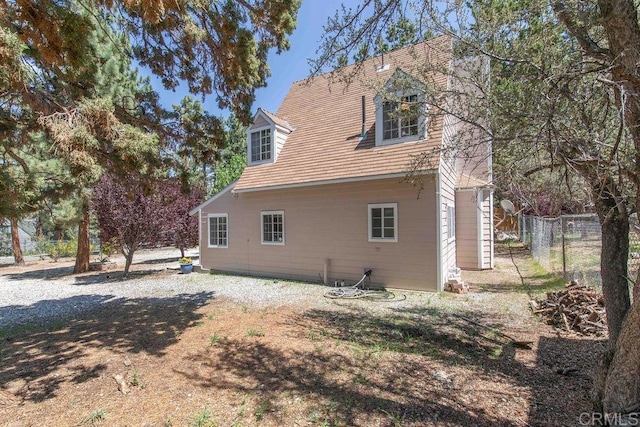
[0,244,606,426]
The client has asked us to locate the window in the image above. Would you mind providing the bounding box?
[261,211,284,245]
[208,214,228,248]
[250,128,271,163]
[382,94,419,141]
[382,101,399,140]
[368,203,398,242]
[447,205,456,240]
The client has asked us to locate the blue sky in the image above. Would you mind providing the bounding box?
[148,0,357,117]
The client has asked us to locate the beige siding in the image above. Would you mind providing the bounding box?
[479,189,494,268]
[445,56,493,271]
[455,189,480,269]
[454,188,493,269]
[439,90,458,286]
[452,57,492,185]
[439,164,457,285]
[274,128,288,161]
[199,177,439,291]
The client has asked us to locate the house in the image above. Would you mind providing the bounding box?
[191,36,493,292]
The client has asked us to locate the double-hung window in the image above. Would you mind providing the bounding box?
[208,214,228,248]
[261,211,284,245]
[368,203,398,242]
[250,128,272,163]
[382,94,419,141]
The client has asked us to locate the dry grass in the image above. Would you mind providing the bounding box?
[0,243,605,426]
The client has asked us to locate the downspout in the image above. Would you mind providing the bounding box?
[435,172,443,292]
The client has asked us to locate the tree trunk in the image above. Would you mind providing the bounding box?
[591,177,632,345]
[123,247,136,276]
[602,300,640,417]
[10,217,24,266]
[590,0,640,418]
[591,179,635,414]
[180,247,185,258]
[598,208,631,345]
[74,202,91,274]
[35,217,43,239]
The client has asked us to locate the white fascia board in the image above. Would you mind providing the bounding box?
[455,183,495,191]
[189,180,238,216]
[275,123,293,134]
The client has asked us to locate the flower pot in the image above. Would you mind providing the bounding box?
[179,263,194,274]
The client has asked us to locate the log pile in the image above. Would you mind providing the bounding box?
[530,281,607,336]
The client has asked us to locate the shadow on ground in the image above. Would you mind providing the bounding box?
[175,303,602,426]
[0,292,214,402]
[132,255,199,266]
[0,265,172,284]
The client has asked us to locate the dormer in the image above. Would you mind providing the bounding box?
[247,108,293,165]
[373,70,427,147]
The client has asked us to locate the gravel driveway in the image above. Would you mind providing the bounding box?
[0,248,410,329]
[1,247,525,331]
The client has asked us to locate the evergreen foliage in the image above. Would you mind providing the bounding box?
[1,0,301,125]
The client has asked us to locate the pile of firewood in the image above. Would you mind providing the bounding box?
[529,281,607,336]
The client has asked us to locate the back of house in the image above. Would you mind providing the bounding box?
[192,36,493,291]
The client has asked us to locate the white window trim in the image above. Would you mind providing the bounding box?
[207,213,229,248]
[374,91,427,147]
[447,204,456,242]
[260,210,285,245]
[247,125,274,165]
[368,203,398,242]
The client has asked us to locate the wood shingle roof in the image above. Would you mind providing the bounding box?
[235,35,452,192]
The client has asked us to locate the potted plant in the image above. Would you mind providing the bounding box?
[178,257,193,274]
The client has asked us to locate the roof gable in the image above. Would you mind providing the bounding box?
[235,35,453,192]
[250,108,293,132]
[373,69,425,103]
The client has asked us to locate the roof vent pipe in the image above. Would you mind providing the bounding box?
[376,52,390,72]
[361,95,366,138]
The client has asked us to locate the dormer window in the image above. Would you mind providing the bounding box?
[374,70,426,147]
[251,128,272,162]
[382,94,419,140]
[247,108,293,166]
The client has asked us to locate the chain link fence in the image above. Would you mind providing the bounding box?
[519,213,640,289]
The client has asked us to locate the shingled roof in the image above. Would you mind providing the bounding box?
[234,35,453,192]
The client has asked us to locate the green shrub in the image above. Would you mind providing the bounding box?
[101,238,119,257]
[34,237,78,261]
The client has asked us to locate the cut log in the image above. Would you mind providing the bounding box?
[532,282,607,336]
